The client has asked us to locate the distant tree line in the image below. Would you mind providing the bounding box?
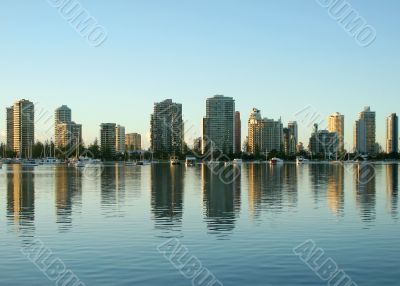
[1,140,399,162]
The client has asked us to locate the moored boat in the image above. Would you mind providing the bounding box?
[185,156,196,167]
[296,156,309,165]
[42,157,58,165]
[73,157,102,168]
[269,158,284,165]
[21,159,39,167]
[170,156,180,165]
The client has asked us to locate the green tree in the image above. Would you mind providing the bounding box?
[88,139,101,159]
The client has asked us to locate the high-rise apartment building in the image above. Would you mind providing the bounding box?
[115,125,126,154]
[202,95,235,155]
[328,112,345,153]
[354,107,376,155]
[247,108,283,155]
[283,128,290,155]
[150,99,183,155]
[125,133,141,151]
[54,105,82,150]
[6,107,14,151]
[287,121,298,155]
[354,120,366,154]
[288,121,298,146]
[193,137,202,153]
[235,111,241,154]
[283,128,296,155]
[264,118,283,153]
[55,123,82,151]
[100,123,117,157]
[7,100,35,158]
[296,142,304,153]
[248,108,263,154]
[386,113,398,154]
[309,124,339,158]
[55,105,72,124]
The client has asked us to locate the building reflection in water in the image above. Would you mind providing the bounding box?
[354,163,376,223]
[309,164,330,205]
[282,164,298,208]
[247,164,264,218]
[6,164,35,239]
[101,164,126,216]
[201,164,241,237]
[386,164,398,218]
[151,164,185,232]
[55,166,82,231]
[248,164,297,218]
[327,164,345,217]
[124,164,142,199]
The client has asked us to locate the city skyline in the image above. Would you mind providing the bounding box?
[2,98,400,154]
[1,1,399,149]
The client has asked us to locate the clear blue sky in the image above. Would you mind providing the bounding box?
[1,0,399,149]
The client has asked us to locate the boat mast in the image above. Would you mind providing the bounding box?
[76,134,80,159]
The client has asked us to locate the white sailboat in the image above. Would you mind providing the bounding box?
[137,151,151,166]
[42,140,58,165]
[21,141,38,167]
[72,136,102,167]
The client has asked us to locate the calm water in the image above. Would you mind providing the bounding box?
[0,163,399,285]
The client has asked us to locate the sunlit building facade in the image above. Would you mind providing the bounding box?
[116,125,126,154]
[248,108,283,155]
[354,107,376,155]
[7,100,35,158]
[125,133,141,151]
[328,112,345,153]
[386,113,398,154]
[55,105,82,151]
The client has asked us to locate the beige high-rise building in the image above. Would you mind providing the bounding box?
[125,133,141,151]
[354,107,376,155]
[248,108,283,154]
[7,100,35,158]
[328,112,345,153]
[115,125,126,154]
[248,108,263,154]
[54,105,82,151]
[55,122,82,150]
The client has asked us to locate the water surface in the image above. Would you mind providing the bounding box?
[0,163,399,285]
